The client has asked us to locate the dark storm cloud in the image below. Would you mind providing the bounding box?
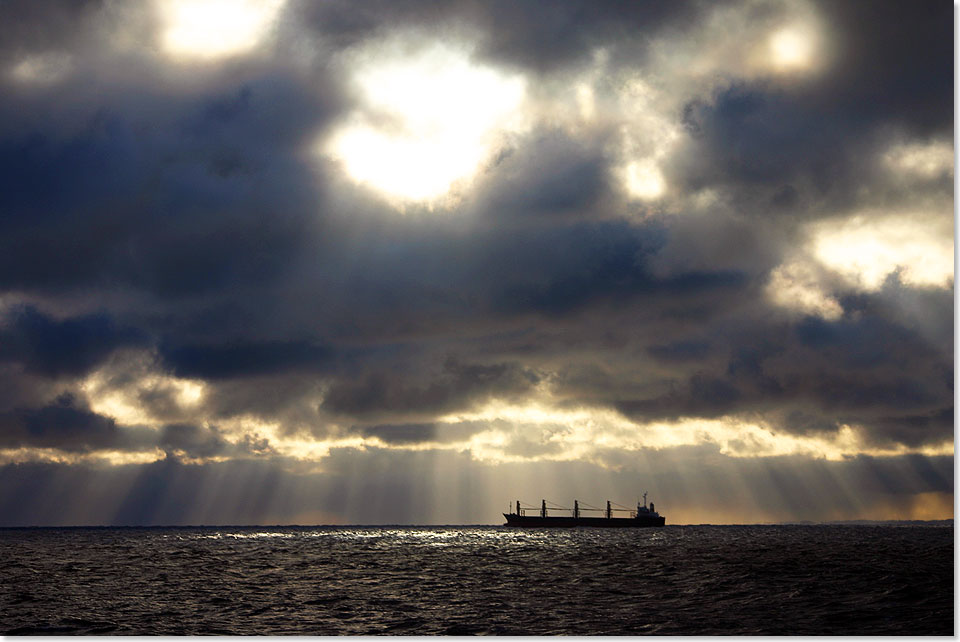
[480,220,745,318]
[358,421,488,444]
[0,393,129,452]
[470,1,697,73]
[322,358,540,421]
[0,392,273,457]
[615,374,745,421]
[276,212,746,351]
[159,422,230,457]
[669,0,953,212]
[360,423,438,444]
[290,0,695,73]
[605,278,952,445]
[476,130,613,220]
[157,422,275,458]
[295,200,949,439]
[0,305,145,378]
[307,214,740,338]
[865,408,954,451]
[673,85,854,198]
[812,0,953,136]
[0,56,336,296]
[0,0,103,58]
[647,340,713,363]
[159,340,333,379]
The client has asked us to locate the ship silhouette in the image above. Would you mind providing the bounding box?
[504,492,665,527]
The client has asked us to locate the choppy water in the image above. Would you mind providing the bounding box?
[0,524,952,635]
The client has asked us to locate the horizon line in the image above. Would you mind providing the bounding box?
[1,519,953,529]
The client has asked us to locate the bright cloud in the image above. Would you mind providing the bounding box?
[433,401,951,464]
[810,210,954,291]
[83,366,207,426]
[766,258,844,320]
[883,139,954,179]
[156,0,285,61]
[325,40,528,207]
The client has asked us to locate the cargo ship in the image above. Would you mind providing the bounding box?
[503,492,665,527]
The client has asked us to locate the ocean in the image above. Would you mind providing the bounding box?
[0,524,952,635]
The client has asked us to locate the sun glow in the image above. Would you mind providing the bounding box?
[156,0,285,61]
[769,27,815,70]
[623,160,666,200]
[324,41,528,207]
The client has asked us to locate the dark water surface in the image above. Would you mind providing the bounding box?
[0,524,952,635]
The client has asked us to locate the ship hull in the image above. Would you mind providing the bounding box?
[503,514,665,528]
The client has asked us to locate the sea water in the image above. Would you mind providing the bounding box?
[0,524,952,635]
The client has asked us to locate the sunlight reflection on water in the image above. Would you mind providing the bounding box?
[8,525,945,635]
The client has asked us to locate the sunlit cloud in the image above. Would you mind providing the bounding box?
[580,2,827,206]
[575,83,596,122]
[83,366,208,426]
[321,0,827,211]
[273,435,365,463]
[156,0,285,61]
[645,0,827,82]
[766,258,843,320]
[19,387,951,469]
[177,379,204,406]
[434,401,953,465]
[883,139,953,179]
[0,447,165,467]
[613,76,680,203]
[810,210,954,291]
[324,40,528,207]
[535,62,678,204]
[767,199,953,317]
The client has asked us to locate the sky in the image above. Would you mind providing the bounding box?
[0,0,953,526]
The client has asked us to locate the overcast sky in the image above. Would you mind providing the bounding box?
[0,0,952,525]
